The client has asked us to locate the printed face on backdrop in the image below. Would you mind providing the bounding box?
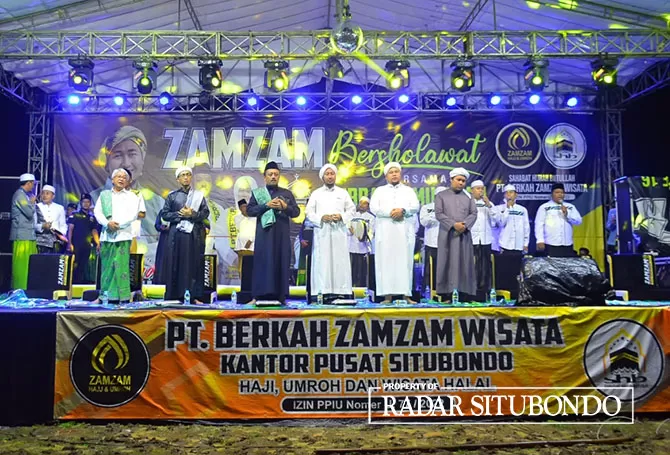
[194,173,212,197]
[234,177,256,205]
[451,175,467,191]
[265,169,280,186]
[41,189,55,204]
[385,167,401,184]
[177,171,193,188]
[322,168,337,186]
[552,188,565,203]
[106,139,144,180]
[471,186,484,199]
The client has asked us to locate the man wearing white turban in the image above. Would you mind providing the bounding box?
[34,184,68,253]
[370,162,420,303]
[469,180,500,299]
[435,167,478,300]
[348,195,375,288]
[306,164,356,301]
[161,166,210,303]
[496,184,530,256]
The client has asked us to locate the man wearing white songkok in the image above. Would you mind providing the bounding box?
[370,162,420,303]
[348,195,375,288]
[420,186,447,295]
[435,167,478,300]
[94,168,144,302]
[161,166,210,303]
[496,184,530,256]
[34,184,68,253]
[469,180,500,299]
[306,164,356,302]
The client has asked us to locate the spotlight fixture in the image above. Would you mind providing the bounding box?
[134,61,157,95]
[451,60,475,92]
[398,94,410,104]
[446,96,457,107]
[351,95,362,105]
[296,96,307,106]
[264,60,290,92]
[158,92,172,106]
[591,57,618,87]
[67,94,81,105]
[330,2,363,53]
[489,94,502,106]
[113,95,126,106]
[323,57,345,79]
[68,57,94,92]
[385,60,410,91]
[566,96,579,108]
[528,94,541,105]
[523,59,548,92]
[199,60,223,91]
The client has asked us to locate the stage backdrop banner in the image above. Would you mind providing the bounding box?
[54,306,670,419]
[53,112,605,283]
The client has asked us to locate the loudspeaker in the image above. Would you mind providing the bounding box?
[608,254,656,290]
[517,257,610,306]
[26,254,74,298]
[200,254,218,303]
[0,253,12,293]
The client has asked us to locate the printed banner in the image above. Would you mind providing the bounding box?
[628,176,670,255]
[54,306,670,419]
[53,112,605,283]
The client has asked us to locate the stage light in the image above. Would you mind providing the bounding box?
[385,60,410,91]
[67,94,81,105]
[68,57,94,92]
[591,57,618,87]
[446,96,457,107]
[398,94,410,103]
[323,57,345,79]
[351,95,362,105]
[489,94,502,106]
[199,60,223,91]
[247,96,258,107]
[265,60,289,92]
[113,95,126,106]
[566,96,579,108]
[296,96,307,106]
[158,92,172,106]
[528,94,541,105]
[524,59,548,92]
[451,60,475,92]
[134,61,157,95]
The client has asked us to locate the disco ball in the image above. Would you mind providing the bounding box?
[330,20,363,54]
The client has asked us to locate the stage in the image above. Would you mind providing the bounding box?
[1,299,669,425]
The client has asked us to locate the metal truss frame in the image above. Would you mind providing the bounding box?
[0,64,42,108]
[1,29,670,60]
[45,91,599,113]
[28,111,51,185]
[621,60,670,104]
[601,91,624,208]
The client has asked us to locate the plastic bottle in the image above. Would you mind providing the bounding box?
[184,289,191,305]
[489,288,497,304]
[368,288,375,303]
[100,291,109,305]
[424,286,431,301]
[231,290,237,305]
[451,289,459,304]
[317,291,323,305]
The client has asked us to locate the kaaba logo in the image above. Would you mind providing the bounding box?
[543,123,587,169]
[583,319,664,402]
[70,325,150,408]
[495,123,542,169]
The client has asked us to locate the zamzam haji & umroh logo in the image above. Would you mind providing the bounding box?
[583,319,665,402]
[70,325,150,407]
[495,123,542,170]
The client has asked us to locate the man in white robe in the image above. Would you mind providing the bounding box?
[370,162,420,303]
[306,164,356,302]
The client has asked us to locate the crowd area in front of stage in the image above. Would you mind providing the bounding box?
[8,160,611,305]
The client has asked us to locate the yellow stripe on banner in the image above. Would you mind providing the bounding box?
[573,205,605,270]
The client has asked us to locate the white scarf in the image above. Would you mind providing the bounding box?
[176,188,204,234]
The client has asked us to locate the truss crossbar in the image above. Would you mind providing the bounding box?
[0,64,42,108]
[621,60,670,104]
[1,29,670,60]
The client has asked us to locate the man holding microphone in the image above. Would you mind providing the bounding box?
[535,183,582,257]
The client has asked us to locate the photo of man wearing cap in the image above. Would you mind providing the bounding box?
[10,173,38,290]
[33,184,68,254]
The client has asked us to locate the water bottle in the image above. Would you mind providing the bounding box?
[231,290,237,305]
[100,291,109,305]
[489,288,497,304]
[184,289,191,305]
[317,291,323,305]
[424,286,431,301]
[451,288,459,304]
[368,288,375,303]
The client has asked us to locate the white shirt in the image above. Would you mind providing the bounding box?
[306,185,356,295]
[370,183,420,296]
[94,189,143,243]
[234,213,256,252]
[496,203,531,251]
[348,210,375,254]
[130,191,147,239]
[471,198,499,246]
[34,202,67,235]
[535,200,582,246]
[419,202,439,248]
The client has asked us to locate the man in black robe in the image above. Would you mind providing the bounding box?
[161,166,210,302]
[247,161,300,303]
[67,193,100,284]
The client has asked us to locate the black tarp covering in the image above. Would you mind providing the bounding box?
[517,257,611,306]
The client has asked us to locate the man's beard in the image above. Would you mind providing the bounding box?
[325,182,335,188]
